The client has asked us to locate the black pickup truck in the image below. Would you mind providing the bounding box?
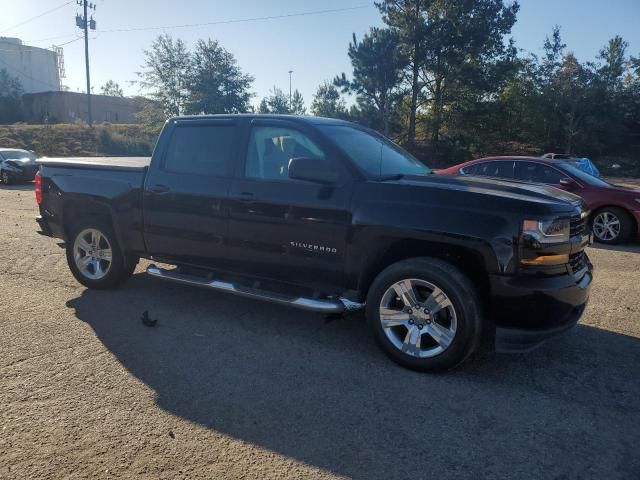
[36,115,593,371]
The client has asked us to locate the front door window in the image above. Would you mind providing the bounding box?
[245,126,325,180]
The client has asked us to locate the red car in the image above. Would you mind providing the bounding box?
[436,156,640,244]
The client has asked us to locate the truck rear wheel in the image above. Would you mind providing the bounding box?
[66,220,137,289]
[366,257,483,372]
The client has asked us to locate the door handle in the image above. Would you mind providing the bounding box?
[149,184,170,194]
[237,192,256,203]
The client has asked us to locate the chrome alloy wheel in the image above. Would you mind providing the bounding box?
[593,211,621,242]
[73,228,113,280]
[379,278,457,358]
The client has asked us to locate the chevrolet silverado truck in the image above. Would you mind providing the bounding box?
[35,115,593,371]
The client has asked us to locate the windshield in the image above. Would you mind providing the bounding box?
[559,163,611,187]
[1,150,37,161]
[319,125,430,177]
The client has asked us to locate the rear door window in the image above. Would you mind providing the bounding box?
[163,124,237,177]
[515,162,565,184]
[473,161,514,179]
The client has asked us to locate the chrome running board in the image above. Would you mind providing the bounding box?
[146,265,364,314]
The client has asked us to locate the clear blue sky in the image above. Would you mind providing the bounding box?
[2,0,639,108]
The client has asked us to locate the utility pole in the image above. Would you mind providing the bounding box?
[288,70,293,112]
[75,1,96,126]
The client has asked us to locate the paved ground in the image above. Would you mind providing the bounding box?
[1,183,639,480]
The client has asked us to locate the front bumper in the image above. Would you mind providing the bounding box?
[495,302,587,353]
[490,262,592,353]
[6,165,38,182]
[633,211,640,238]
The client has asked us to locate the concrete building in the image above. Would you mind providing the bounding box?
[22,91,143,124]
[0,37,60,93]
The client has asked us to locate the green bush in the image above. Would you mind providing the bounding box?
[0,123,155,157]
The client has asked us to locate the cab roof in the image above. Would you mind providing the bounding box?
[474,155,569,164]
[169,114,354,127]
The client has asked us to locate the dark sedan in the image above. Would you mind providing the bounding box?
[0,149,39,185]
[436,156,640,244]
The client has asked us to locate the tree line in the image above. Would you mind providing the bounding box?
[136,0,640,168]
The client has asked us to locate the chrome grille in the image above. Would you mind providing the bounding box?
[570,213,588,237]
[569,251,587,274]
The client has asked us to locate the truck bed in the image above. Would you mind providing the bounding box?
[37,156,151,171]
[36,156,149,253]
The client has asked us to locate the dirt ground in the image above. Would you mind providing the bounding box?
[1,183,639,480]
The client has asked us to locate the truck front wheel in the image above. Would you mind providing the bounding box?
[366,257,483,372]
[66,220,137,289]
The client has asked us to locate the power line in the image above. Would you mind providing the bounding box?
[3,3,373,96]
[54,35,85,47]
[96,4,373,34]
[0,36,83,54]
[24,33,80,44]
[0,1,75,34]
[20,4,373,45]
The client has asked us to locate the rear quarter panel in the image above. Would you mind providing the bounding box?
[39,164,147,254]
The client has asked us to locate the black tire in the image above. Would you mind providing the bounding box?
[591,207,635,245]
[0,170,12,185]
[65,219,138,289]
[366,257,483,372]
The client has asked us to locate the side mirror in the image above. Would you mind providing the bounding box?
[559,178,578,190]
[288,157,339,185]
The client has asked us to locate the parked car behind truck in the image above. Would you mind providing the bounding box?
[437,156,640,244]
[35,115,593,371]
[0,148,39,184]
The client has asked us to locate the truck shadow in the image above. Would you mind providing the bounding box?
[66,272,640,479]
[0,182,34,192]
[589,241,640,253]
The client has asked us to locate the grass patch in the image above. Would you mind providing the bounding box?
[0,123,155,157]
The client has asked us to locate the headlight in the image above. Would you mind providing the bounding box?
[521,217,570,244]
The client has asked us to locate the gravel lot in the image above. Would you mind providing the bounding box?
[1,183,639,480]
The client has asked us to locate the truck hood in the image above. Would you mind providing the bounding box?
[396,174,584,212]
[6,157,37,166]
